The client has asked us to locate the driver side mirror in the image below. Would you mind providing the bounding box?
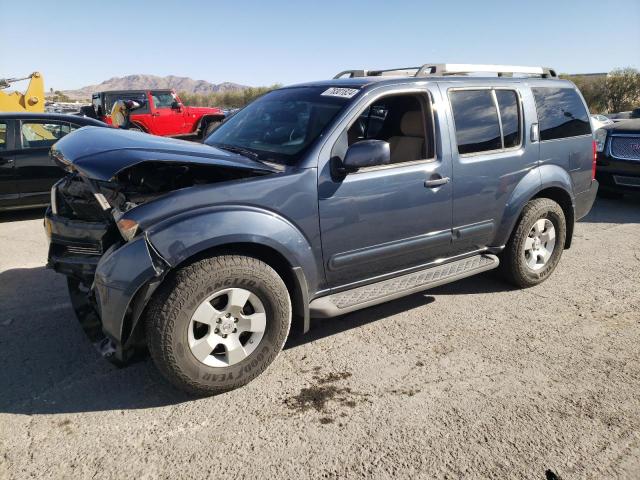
[334,139,390,176]
[171,100,182,110]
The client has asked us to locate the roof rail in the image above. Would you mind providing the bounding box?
[334,64,558,79]
[416,64,558,78]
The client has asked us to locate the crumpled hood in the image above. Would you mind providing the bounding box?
[51,126,278,181]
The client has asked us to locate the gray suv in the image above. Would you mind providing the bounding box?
[45,64,598,395]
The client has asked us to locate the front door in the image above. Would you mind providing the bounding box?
[14,120,72,206]
[0,119,19,208]
[318,88,453,288]
[150,91,185,136]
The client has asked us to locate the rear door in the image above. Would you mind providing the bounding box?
[442,83,539,254]
[531,85,593,194]
[149,91,185,135]
[0,119,19,208]
[14,120,72,205]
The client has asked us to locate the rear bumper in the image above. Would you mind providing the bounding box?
[574,180,599,221]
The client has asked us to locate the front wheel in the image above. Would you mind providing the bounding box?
[145,255,291,395]
[500,198,566,288]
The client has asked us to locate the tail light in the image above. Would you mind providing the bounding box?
[592,140,597,181]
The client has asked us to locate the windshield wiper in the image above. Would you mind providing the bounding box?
[213,143,261,161]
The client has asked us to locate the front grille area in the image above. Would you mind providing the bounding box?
[611,136,640,160]
[614,175,640,187]
[52,241,103,257]
[65,244,103,256]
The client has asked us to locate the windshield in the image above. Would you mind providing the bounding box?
[205,86,356,164]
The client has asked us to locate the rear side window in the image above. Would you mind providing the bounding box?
[450,90,502,154]
[105,93,149,114]
[532,87,591,141]
[495,90,521,148]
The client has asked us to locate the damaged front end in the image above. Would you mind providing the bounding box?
[45,128,277,363]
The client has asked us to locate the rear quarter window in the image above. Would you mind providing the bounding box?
[532,87,591,141]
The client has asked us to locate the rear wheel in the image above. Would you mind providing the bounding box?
[500,198,566,288]
[145,255,291,395]
[202,120,222,140]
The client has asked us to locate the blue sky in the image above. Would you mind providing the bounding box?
[1,0,639,90]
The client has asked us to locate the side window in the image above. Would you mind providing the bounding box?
[21,122,71,149]
[450,90,502,154]
[151,91,176,109]
[495,90,521,148]
[345,94,433,164]
[0,122,6,150]
[105,93,149,114]
[532,87,591,141]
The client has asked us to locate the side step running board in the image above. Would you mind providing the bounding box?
[310,254,499,318]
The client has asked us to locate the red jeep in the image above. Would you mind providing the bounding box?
[88,89,225,139]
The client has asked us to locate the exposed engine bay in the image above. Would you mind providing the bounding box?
[56,161,270,221]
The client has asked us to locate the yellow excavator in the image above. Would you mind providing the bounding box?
[0,72,45,112]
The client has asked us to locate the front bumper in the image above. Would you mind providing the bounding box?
[46,208,168,362]
[596,153,640,194]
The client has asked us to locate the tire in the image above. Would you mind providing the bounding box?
[500,198,566,288]
[145,255,291,396]
[202,120,222,140]
[127,125,143,132]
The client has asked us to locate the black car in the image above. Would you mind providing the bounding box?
[594,119,640,196]
[0,112,107,211]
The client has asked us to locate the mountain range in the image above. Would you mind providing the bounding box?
[58,74,248,100]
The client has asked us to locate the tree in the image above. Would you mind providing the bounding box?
[606,68,640,113]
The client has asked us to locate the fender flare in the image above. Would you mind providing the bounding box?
[494,165,575,248]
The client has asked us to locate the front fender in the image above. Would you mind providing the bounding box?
[145,206,320,291]
[494,165,574,247]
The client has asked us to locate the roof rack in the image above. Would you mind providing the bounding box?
[334,64,558,79]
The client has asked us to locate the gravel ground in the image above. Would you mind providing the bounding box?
[0,196,639,479]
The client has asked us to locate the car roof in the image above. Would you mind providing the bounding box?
[0,112,107,126]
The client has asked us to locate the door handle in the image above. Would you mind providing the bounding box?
[0,158,14,166]
[424,176,450,188]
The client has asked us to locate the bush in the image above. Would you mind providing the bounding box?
[562,68,640,114]
[179,84,282,109]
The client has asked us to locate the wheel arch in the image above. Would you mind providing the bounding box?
[531,186,574,249]
[495,165,576,250]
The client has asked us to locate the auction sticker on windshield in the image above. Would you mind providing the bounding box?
[321,87,360,98]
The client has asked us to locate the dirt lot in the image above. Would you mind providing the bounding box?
[0,196,639,479]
